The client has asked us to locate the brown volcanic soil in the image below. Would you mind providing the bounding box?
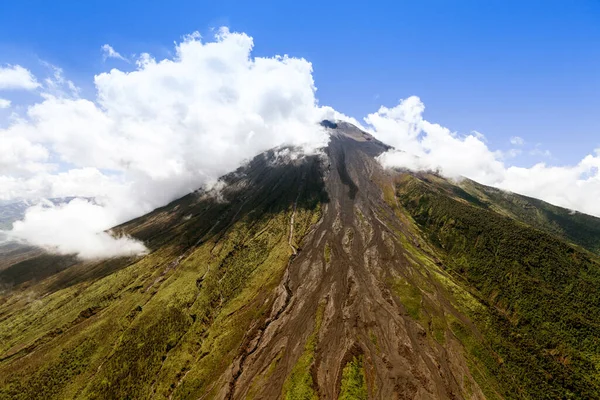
[218,124,486,399]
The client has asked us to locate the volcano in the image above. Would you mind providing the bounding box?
[2,121,600,399]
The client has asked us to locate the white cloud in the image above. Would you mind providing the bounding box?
[9,199,146,259]
[0,98,10,108]
[0,28,330,259]
[510,136,525,146]
[370,96,504,183]
[371,96,600,217]
[101,44,128,62]
[0,134,50,177]
[0,65,40,90]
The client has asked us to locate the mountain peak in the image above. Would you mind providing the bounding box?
[321,119,388,145]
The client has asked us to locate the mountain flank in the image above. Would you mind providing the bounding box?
[2,122,600,399]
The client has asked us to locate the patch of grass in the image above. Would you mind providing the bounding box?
[164,213,293,399]
[390,278,422,320]
[463,373,474,399]
[369,331,380,354]
[0,338,97,400]
[86,306,191,400]
[338,355,368,400]
[324,242,331,264]
[447,317,502,400]
[431,314,446,344]
[282,301,325,400]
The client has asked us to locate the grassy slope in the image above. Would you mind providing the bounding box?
[394,173,600,399]
[338,355,368,400]
[0,204,321,400]
[281,301,325,400]
[380,178,504,399]
[0,153,325,400]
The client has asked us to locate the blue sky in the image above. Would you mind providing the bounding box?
[1,0,599,166]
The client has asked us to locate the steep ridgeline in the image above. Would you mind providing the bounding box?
[2,121,600,399]
[456,178,600,255]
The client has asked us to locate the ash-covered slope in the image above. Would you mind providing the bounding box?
[2,121,600,399]
[221,124,485,399]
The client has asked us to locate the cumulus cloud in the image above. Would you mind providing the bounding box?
[370,96,600,217]
[9,199,146,259]
[0,65,40,90]
[370,96,505,183]
[0,98,10,108]
[0,28,330,259]
[101,44,128,62]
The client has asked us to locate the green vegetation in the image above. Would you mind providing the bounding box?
[1,339,97,400]
[282,301,325,400]
[446,316,503,400]
[391,277,421,320]
[0,153,326,400]
[459,178,600,255]
[430,314,446,344]
[369,331,380,354]
[87,307,190,399]
[324,241,331,264]
[338,355,368,400]
[396,174,600,399]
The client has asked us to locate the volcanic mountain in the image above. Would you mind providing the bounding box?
[2,121,600,399]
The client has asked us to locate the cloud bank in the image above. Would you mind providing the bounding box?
[0,28,331,259]
[370,96,600,217]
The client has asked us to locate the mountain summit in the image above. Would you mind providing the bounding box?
[2,122,600,399]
